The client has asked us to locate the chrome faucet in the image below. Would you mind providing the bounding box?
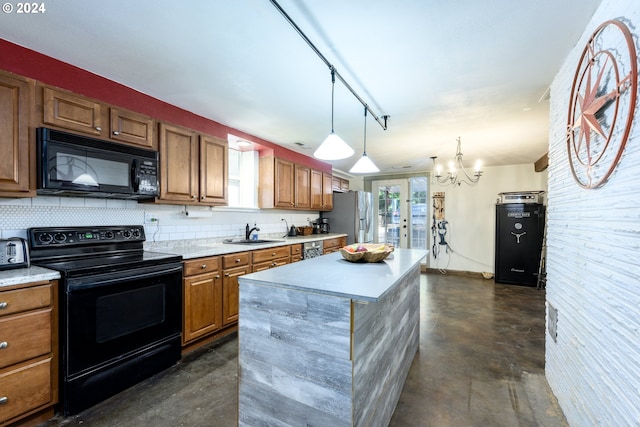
[245,223,260,240]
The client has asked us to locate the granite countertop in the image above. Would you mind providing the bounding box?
[152,233,347,260]
[0,234,347,286]
[0,266,61,288]
[239,248,427,302]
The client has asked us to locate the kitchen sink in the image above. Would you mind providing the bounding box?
[223,239,283,245]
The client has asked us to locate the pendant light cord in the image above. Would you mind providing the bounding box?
[270,0,389,131]
[330,67,336,133]
[363,106,368,155]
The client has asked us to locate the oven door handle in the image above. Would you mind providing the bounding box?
[66,263,183,292]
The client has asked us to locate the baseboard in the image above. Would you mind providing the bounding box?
[424,268,488,279]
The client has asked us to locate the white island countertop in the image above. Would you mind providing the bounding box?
[240,248,427,302]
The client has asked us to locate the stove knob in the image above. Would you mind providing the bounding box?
[54,233,67,243]
[104,231,114,239]
[38,233,53,244]
[132,229,141,238]
[123,230,131,238]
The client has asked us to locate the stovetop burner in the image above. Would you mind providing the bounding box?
[28,225,181,276]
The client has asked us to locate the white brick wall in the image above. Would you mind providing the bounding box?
[546,0,640,424]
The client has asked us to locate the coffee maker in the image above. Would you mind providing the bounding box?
[317,218,330,234]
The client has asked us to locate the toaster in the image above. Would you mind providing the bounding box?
[0,237,31,270]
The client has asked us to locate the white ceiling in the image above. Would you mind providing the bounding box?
[0,0,601,175]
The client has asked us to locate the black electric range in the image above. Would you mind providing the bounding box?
[28,225,183,416]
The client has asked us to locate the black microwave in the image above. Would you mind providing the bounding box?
[37,128,159,200]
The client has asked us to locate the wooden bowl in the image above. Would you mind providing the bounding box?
[339,244,394,263]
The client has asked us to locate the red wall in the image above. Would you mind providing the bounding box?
[0,38,331,172]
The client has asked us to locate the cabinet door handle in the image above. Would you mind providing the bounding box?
[224,273,230,277]
[0,302,7,309]
[0,342,7,349]
[192,195,197,199]
[96,126,102,131]
[214,275,220,279]
[0,396,7,405]
[113,131,120,135]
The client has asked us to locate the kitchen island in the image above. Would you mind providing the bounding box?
[237,248,426,426]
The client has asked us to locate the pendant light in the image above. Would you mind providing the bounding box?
[349,106,379,173]
[314,67,354,160]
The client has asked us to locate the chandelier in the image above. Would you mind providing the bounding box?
[431,137,483,186]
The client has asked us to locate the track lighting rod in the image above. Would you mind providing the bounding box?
[269,0,390,131]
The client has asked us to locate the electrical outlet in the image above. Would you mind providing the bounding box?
[144,213,158,224]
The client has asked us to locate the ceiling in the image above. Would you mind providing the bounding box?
[0,0,601,175]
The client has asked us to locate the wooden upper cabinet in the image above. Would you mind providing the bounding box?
[199,134,228,205]
[332,176,350,192]
[310,169,323,210]
[40,86,156,149]
[294,164,311,209]
[157,123,228,206]
[272,158,295,208]
[109,108,156,149]
[42,87,102,136]
[159,122,199,203]
[0,72,33,197]
[322,172,333,211]
[276,158,295,208]
[259,156,324,211]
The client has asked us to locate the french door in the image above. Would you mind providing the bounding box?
[372,177,428,250]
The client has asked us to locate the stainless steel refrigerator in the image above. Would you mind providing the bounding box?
[324,191,374,245]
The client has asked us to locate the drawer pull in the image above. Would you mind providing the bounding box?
[0,302,6,309]
[201,264,207,269]
[0,342,7,349]
[0,396,7,405]
[272,252,276,256]
[235,259,240,263]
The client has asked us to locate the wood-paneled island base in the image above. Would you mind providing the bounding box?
[238,249,426,426]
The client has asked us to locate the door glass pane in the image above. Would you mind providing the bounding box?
[409,177,428,250]
[377,184,401,247]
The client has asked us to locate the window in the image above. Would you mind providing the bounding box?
[228,136,258,208]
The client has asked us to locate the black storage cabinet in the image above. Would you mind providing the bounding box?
[494,203,545,286]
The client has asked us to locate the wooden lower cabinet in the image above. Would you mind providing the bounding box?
[252,246,290,272]
[183,257,223,344]
[323,236,347,254]
[290,244,302,262]
[221,252,251,328]
[181,244,314,352]
[0,281,58,426]
[222,265,249,326]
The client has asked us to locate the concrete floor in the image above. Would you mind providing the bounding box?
[43,273,567,427]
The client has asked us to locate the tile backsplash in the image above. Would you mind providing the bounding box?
[0,196,319,243]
